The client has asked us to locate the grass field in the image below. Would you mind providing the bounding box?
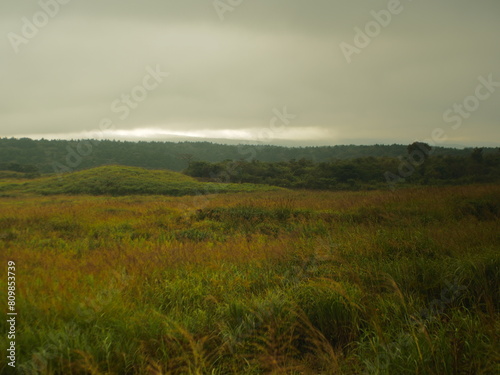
[0,166,283,197]
[0,184,499,374]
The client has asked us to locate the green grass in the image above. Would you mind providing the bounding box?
[0,185,498,374]
[0,165,283,197]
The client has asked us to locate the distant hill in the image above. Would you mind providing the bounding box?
[0,165,282,196]
[1,137,497,174]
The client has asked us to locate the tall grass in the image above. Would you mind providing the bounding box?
[0,185,499,374]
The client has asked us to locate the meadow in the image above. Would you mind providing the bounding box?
[0,166,282,197]
[0,183,499,374]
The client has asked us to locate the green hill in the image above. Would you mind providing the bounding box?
[0,165,282,196]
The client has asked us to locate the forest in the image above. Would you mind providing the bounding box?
[185,146,500,190]
[1,138,499,191]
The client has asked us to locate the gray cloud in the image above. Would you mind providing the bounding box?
[1,0,499,146]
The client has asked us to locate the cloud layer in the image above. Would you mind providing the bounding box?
[1,0,499,146]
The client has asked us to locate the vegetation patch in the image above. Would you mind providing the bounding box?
[0,185,498,374]
[1,165,283,196]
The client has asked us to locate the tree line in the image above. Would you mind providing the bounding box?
[1,138,499,188]
[185,145,500,190]
[1,137,497,174]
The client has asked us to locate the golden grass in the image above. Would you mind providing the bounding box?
[0,185,499,374]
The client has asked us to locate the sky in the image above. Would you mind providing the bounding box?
[1,0,499,147]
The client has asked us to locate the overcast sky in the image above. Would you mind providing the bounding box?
[1,0,499,147]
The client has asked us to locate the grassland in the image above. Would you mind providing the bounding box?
[0,185,499,374]
[0,165,282,197]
